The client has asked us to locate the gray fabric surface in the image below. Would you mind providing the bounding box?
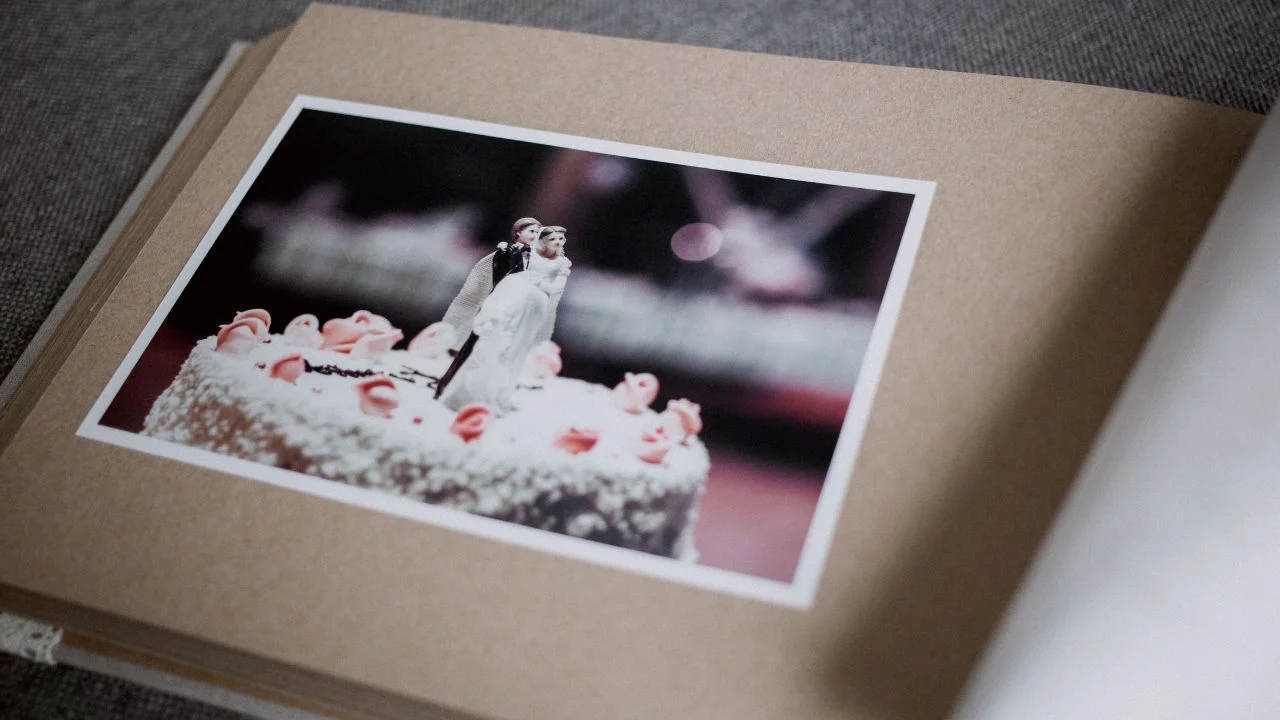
[0,655,249,719]
[0,1,1277,718]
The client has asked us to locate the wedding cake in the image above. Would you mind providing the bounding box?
[141,309,710,560]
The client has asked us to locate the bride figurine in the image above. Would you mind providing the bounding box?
[439,226,571,413]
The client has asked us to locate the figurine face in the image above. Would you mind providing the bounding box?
[538,230,566,257]
[514,223,542,246]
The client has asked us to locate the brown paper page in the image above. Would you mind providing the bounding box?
[0,5,1260,719]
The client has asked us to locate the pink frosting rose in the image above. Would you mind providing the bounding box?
[232,309,271,339]
[349,330,404,359]
[352,310,393,331]
[282,314,323,349]
[554,426,599,455]
[354,377,399,418]
[612,372,659,413]
[524,340,563,380]
[636,421,677,464]
[269,353,306,383]
[660,399,703,443]
[322,310,403,357]
[408,322,456,359]
[215,319,263,357]
[450,403,493,443]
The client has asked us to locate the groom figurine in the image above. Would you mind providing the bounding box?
[435,217,542,398]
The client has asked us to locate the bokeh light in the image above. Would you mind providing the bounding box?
[670,222,724,262]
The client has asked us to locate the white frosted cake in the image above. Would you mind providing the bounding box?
[142,309,709,559]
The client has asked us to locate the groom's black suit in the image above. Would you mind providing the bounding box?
[490,241,531,286]
[434,241,531,398]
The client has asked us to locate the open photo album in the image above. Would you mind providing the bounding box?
[0,5,1273,719]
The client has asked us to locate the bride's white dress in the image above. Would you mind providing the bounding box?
[439,251,569,412]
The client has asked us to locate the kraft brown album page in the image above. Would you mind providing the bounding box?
[0,4,1262,720]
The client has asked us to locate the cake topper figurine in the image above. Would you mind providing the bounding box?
[438,225,571,412]
[434,217,542,398]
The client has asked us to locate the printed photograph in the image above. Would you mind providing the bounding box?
[81,97,932,606]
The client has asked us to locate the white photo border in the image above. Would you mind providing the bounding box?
[78,95,935,610]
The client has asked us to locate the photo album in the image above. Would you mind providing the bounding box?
[0,5,1271,720]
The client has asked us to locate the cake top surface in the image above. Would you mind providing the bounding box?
[166,321,709,493]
